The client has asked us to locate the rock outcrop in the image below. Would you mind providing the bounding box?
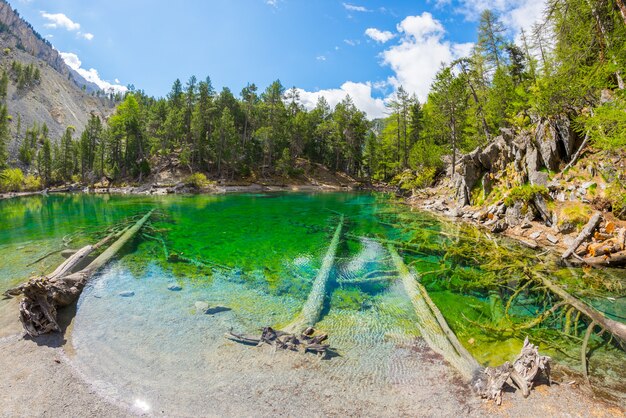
[452,117,583,207]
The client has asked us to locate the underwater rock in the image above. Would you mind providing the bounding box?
[167,284,183,291]
[118,290,135,297]
[195,301,209,311]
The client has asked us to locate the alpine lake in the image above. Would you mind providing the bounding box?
[0,192,624,414]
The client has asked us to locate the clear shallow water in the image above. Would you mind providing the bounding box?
[0,192,624,414]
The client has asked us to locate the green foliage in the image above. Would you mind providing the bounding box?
[0,104,9,169]
[579,97,626,150]
[22,174,41,191]
[0,168,24,192]
[558,202,593,231]
[184,172,212,189]
[503,184,548,206]
[391,168,437,192]
[10,61,40,91]
[606,183,626,220]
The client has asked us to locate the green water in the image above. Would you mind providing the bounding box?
[0,192,624,412]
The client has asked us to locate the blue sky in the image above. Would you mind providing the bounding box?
[12,0,545,118]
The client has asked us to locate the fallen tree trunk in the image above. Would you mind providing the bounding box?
[569,250,626,268]
[389,244,551,404]
[388,244,479,380]
[561,212,602,260]
[531,271,626,343]
[283,215,344,333]
[13,210,154,337]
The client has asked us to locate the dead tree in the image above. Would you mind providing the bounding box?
[7,210,154,336]
[389,244,551,404]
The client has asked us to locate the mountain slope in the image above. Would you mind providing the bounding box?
[0,0,113,143]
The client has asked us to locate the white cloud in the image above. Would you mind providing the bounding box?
[344,39,360,46]
[316,55,327,61]
[80,32,94,41]
[343,3,370,12]
[297,82,387,119]
[365,28,395,43]
[381,12,473,102]
[455,0,546,36]
[60,52,127,94]
[40,12,80,31]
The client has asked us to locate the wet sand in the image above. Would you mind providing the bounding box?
[0,296,622,417]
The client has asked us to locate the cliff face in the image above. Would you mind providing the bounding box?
[0,0,115,145]
[0,0,99,92]
[0,1,68,77]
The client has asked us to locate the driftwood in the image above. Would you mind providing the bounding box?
[226,326,331,357]
[472,338,550,405]
[562,212,602,260]
[568,250,626,267]
[8,210,154,336]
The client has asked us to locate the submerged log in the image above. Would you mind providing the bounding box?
[389,245,551,404]
[561,212,602,260]
[531,271,626,343]
[283,215,344,333]
[10,210,154,337]
[388,244,480,380]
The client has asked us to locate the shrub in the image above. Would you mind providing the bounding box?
[607,183,626,220]
[558,202,593,232]
[23,174,42,191]
[184,173,212,189]
[0,168,24,192]
[504,184,549,206]
[392,168,437,192]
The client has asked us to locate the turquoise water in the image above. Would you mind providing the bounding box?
[0,192,624,413]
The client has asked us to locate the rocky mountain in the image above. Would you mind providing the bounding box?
[0,0,114,145]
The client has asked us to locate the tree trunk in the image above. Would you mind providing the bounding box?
[11,210,154,337]
[561,212,602,259]
[587,0,625,89]
[388,244,479,380]
[283,215,344,333]
[616,0,626,25]
[531,271,626,343]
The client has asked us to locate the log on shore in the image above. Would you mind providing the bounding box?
[11,210,154,337]
[562,212,602,260]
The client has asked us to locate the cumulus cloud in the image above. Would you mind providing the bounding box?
[79,32,94,41]
[296,82,387,119]
[60,52,127,94]
[455,0,546,36]
[343,3,370,12]
[381,12,473,101]
[365,28,395,43]
[40,12,80,31]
